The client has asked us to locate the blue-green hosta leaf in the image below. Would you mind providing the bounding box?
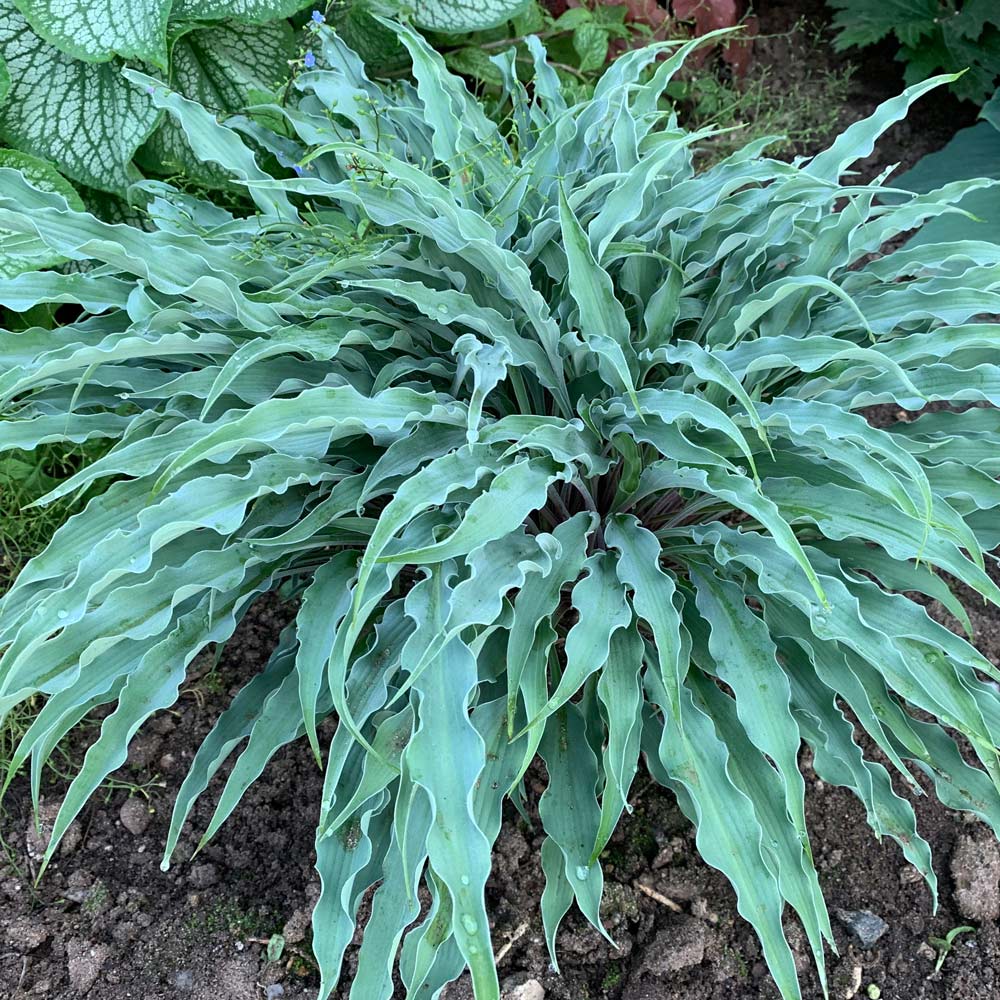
[605,515,684,720]
[37,564,275,872]
[399,868,467,998]
[161,627,297,868]
[507,511,594,731]
[402,568,499,1000]
[125,67,296,221]
[592,624,643,860]
[807,73,959,183]
[686,667,832,987]
[0,3,158,191]
[380,457,564,566]
[645,669,802,1000]
[14,0,170,65]
[538,703,613,946]
[558,186,639,406]
[294,551,358,763]
[0,152,82,276]
[775,636,937,897]
[688,567,810,850]
[696,523,1000,784]
[349,773,432,1000]
[136,20,295,187]
[313,784,392,999]
[520,551,629,732]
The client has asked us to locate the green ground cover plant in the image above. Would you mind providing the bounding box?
[827,0,1000,103]
[1,20,1000,1000]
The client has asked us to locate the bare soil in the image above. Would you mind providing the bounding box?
[1,3,997,999]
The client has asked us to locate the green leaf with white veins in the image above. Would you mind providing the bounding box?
[136,19,295,186]
[171,0,312,23]
[0,2,159,191]
[411,0,530,33]
[13,0,170,66]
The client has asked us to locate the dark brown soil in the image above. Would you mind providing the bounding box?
[2,4,998,1000]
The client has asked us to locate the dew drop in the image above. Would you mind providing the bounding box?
[575,865,590,882]
[461,914,479,935]
[437,304,448,314]
[460,875,470,886]
[468,944,480,956]
[57,609,68,620]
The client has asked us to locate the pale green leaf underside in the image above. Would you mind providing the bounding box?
[0,149,82,276]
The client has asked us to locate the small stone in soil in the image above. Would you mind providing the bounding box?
[265,986,285,1000]
[951,832,1000,921]
[835,909,889,948]
[641,919,706,975]
[174,969,195,990]
[67,940,111,995]
[189,862,219,888]
[282,907,311,945]
[119,797,151,836]
[506,980,544,1000]
[4,914,50,951]
[830,957,863,999]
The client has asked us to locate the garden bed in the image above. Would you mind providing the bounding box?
[0,3,996,999]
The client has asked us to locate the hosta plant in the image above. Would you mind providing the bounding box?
[2,21,1000,1000]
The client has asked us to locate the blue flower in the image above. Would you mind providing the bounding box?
[303,50,316,69]
[293,164,304,176]
[311,9,325,22]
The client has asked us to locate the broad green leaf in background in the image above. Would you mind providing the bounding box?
[330,1,408,73]
[892,86,1000,246]
[13,0,171,65]
[0,1,159,191]
[136,19,296,185]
